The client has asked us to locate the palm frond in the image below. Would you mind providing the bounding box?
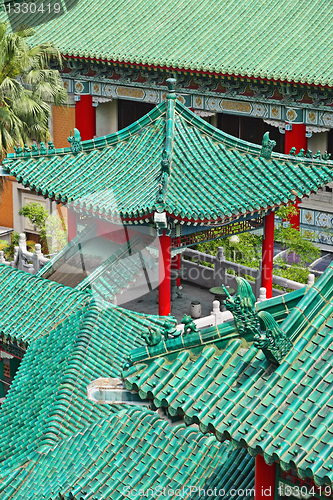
[0,77,23,101]
[14,26,35,38]
[0,21,68,155]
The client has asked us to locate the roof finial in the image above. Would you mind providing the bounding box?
[260,132,276,160]
[166,77,176,96]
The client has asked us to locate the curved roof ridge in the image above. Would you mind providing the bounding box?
[155,78,177,210]
[175,99,261,154]
[5,100,167,161]
[175,100,333,166]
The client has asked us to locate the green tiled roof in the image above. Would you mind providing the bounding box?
[3,100,333,223]
[127,287,307,364]
[0,265,254,499]
[1,0,333,85]
[123,263,333,486]
[0,408,254,499]
[0,265,167,469]
[0,264,90,344]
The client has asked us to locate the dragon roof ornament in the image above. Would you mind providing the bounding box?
[223,277,292,365]
[260,132,276,160]
[67,128,82,154]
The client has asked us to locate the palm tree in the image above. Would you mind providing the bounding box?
[0,21,68,158]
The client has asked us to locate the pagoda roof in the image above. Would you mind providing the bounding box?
[123,263,333,486]
[0,265,166,468]
[4,90,333,224]
[0,264,90,345]
[0,265,254,498]
[0,408,254,499]
[1,0,333,86]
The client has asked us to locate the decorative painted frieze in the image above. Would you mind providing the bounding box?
[68,71,333,130]
[300,208,333,247]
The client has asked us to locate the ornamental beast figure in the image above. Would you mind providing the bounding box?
[140,317,178,346]
[260,132,276,160]
[254,311,293,364]
[140,326,162,346]
[223,278,260,337]
[67,128,82,153]
[181,314,198,335]
[223,277,292,365]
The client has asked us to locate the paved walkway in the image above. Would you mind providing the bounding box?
[118,274,218,323]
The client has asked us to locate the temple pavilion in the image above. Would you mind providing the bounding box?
[1,1,333,245]
[1,81,333,499]
[3,79,333,310]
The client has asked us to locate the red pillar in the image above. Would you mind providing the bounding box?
[159,231,171,316]
[262,211,275,299]
[255,455,276,500]
[75,95,96,141]
[284,123,307,229]
[67,208,77,242]
[171,248,181,287]
[176,253,181,287]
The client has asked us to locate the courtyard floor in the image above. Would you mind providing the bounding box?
[118,274,218,323]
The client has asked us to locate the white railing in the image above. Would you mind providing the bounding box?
[182,247,315,299]
[0,233,50,274]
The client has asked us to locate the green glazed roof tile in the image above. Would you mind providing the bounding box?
[0,266,164,469]
[1,0,332,86]
[0,264,90,344]
[0,408,255,499]
[0,264,253,500]
[3,101,333,223]
[123,262,333,486]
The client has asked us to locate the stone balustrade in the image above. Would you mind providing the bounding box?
[0,233,50,274]
[182,247,315,300]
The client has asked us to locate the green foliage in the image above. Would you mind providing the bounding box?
[19,202,67,254]
[276,204,298,221]
[19,202,48,229]
[196,232,262,268]
[275,205,320,268]
[0,231,34,260]
[197,207,320,289]
[272,265,310,285]
[19,202,48,244]
[0,22,68,158]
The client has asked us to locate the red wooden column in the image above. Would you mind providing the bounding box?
[171,238,181,287]
[261,210,275,298]
[67,208,77,242]
[176,253,181,287]
[159,231,171,316]
[255,455,276,500]
[75,94,96,141]
[284,122,307,229]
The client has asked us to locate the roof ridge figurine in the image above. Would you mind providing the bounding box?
[260,132,276,160]
[140,317,178,346]
[224,277,292,364]
[255,310,293,364]
[68,128,82,153]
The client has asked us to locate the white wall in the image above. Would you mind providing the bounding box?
[308,131,328,154]
[96,100,118,137]
[12,182,55,234]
